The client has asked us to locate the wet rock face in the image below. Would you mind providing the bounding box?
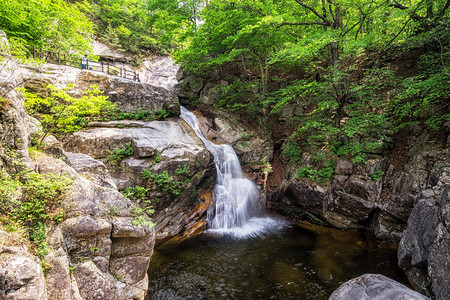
[0,230,47,300]
[398,186,450,300]
[330,274,431,300]
[191,109,274,165]
[273,180,328,219]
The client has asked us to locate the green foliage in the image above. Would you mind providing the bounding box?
[389,70,450,131]
[0,0,94,54]
[174,164,190,176]
[282,141,302,162]
[22,84,116,141]
[142,163,193,197]
[89,247,99,253]
[296,160,336,184]
[105,142,134,165]
[131,205,154,228]
[0,166,72,259]
[113,108,169,121]
[143,170,182,195]
[372,170,384,181]
[123,185,150,200]
[154,152,162,164]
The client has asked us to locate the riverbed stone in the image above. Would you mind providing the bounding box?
[329,273,431,300]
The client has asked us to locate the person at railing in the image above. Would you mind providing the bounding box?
[81,54,88,69]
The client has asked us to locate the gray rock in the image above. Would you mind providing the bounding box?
[65,152,117,188]
[93,40,126,62]
[213,109,274,164]
[0,230,47,300]
[273,180,328,217]
[398,186,450,299]
[64,119,215,240]
[73,261,115,300]
[0,31,32,169]
[33,153,155,299]
[21,63,180,116]
[139,56,179,91]
[329,273,430,300]
[335,159,353,175]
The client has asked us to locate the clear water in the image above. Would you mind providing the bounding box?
[146,222,405,300]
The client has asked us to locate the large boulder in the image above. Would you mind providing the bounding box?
[63,119,216,241]
[139,56,179,91]
[0,230,47,300]
[29,152,155,300]
[398,185,450,299]
[330,274,430,300]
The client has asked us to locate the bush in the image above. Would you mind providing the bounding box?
[22,84,116,141]
[0,168,72,258]
[105,142,134,165]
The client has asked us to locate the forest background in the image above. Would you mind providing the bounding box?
[0,0,449,180]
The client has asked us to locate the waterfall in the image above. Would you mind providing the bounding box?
[180,107,259,230]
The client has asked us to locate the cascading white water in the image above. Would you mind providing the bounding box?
[180,106,260,230]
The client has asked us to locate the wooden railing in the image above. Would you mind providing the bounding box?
[30,46,140,82]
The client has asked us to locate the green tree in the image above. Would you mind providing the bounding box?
[22,84,116,141]
[0,0,94,54]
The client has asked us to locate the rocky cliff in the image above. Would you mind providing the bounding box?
[0,31,215,299]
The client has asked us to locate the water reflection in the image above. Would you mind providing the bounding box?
[147,222,404,300]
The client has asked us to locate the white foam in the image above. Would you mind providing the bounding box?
[181,106,286,237]
[206,217,287,238]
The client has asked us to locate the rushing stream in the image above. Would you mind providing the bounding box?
[146,107,405,299]
[180,106,278,236]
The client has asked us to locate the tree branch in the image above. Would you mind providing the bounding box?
[383,0,426,51]
[389,2,408,10]
[437,0,450,18]
[294,0,331,24]
[278,21,329,28]
[435,36,450,76]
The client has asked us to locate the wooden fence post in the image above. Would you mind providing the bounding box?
[101,61,104,72]
[40,48,43,59]
[107,63,109,75]
[58,52,60,65]
[33,46,36,59]
[64,53,66,65]
[120,68,123,78]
